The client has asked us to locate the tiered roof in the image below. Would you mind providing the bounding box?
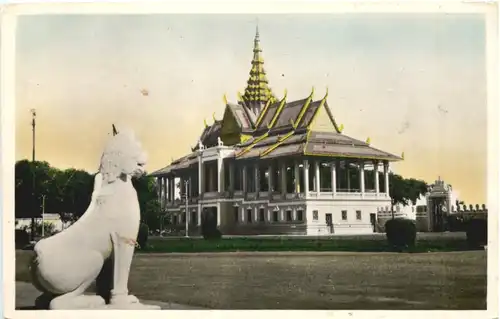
[150,27,402,178]
[234,89,401,161]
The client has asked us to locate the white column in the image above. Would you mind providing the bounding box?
[294,161,300,193]
[374,160,380,195]
[384,161,390,196]
[217,156,224,193]
[331,161,337,195]
[359,161,365,196]
[157,177,162,203]
[198,158,204,196]
[242,165,247,193]
[314,160,320,193]
[303,159,309,194]
[179,176,184,199]
[163,177,168,206]
[280,162,287,195]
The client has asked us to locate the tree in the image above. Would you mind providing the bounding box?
[15,160,58,238]
[132,175,162,231]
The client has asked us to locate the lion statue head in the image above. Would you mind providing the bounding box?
[98,124,147,184]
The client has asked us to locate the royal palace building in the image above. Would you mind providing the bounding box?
[150,27,403,235]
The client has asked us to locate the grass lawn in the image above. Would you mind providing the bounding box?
[16,249,486,310]
[140,232,476,253]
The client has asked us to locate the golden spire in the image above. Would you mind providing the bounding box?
[366,137,371,145]
[401,151,405,160]
[241,24,277,115]
[338,123,344,133]
[223,93,228,105]
[204,118,208,127]
[212,112,216,122]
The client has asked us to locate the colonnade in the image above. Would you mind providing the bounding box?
[156,158,391,207]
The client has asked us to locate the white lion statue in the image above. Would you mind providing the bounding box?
[29,125,160,310]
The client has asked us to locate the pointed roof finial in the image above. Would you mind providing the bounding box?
[241,22,276,115]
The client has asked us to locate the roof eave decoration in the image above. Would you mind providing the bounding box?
[260,130,294,157]
[294,87,315,127]
[267,89,288,129]
[235,132,269,157]
[255,97,273,127]
[301,90,329,155]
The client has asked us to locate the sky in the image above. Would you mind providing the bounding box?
[15,13,487,204]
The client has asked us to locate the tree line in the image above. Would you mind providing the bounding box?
[15,159,428,235]
[15,159,161,236]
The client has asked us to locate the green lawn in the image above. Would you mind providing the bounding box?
[140,232,475,253]
[16,249,487,309]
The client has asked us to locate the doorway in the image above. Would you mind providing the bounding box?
[370,213,376,232]
[201,207,218,229]
[325,213,333,234]
[430,198,446,232]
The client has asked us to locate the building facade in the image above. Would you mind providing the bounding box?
[150,27,403,236]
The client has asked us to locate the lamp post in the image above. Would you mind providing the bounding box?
[30,109,37,241]
[41,195,46,238]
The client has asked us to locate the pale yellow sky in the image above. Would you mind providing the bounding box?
[15,14,487,204]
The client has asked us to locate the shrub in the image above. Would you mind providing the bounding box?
[466,218,487,248]
[385,218,417,251]
[15,229,30,249]
[136,223,149,250]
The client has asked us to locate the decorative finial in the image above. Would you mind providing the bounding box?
[223,93,228,105]
[366,137,371,145]
[204,119,208,127]
[323,87,328,101]
[212,112,216,122]
[237,91,243,101]
[401,151,405,160]
[308,87,315,100]
[338,123,344,133]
